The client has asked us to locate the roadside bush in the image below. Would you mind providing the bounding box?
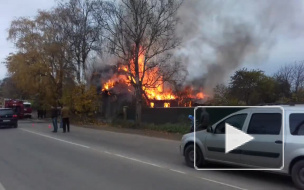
[143,123,189,134]
[112,119,136,128]
[111,119,190,134]
[61,84,99,121]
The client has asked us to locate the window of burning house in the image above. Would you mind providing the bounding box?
[164,103,170,108]
[150,102,155,108]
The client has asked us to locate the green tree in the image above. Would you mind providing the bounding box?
[211,84,245,106]
[70,85,98,118]
[273,75,292,102]
[229,68,278,105]
[0,77,28,99]
[6,8,76,107]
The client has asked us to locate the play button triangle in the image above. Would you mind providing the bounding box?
[225,123,254,154]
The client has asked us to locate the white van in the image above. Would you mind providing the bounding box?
[180,106,304,189]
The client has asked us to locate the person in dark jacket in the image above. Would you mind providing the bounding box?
[42,109,46,118]
[37,109,41,119]
[51,106,58,133]
[61,106,70,133]
[198,108,210,130]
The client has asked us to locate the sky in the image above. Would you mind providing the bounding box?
[0,0,56,80]
[0,0,304,83]
[176,0,304,92]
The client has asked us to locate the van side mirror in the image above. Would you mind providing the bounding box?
[207,126,213,133]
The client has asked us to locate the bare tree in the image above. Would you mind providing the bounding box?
[293,62,304,93]
[274,64,294,86]
[274,61,304,93]
[59,0,102,84]
[93,0,183,125]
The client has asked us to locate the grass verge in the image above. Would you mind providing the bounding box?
[111,119,190,135]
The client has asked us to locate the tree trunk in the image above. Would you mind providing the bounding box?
[77,60,81,83]
[82,61,86,83]
[134,44,142,127]
[58,62,64,106]
[135,86,142,127]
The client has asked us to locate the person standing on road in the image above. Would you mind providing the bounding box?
[37,107,42,119]
[61,106,70,133]
[51,106,58,133]
[189,115,195,132]
[43,108,46,118]
[37,109,40,119]
[58,106,63,129]
[199,108,209,131]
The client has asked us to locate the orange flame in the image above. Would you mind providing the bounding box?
[101,48,206,107]
[164,102,170,108]
[196,92,205,99]
[103,81,115,90]
[102,48,176,101]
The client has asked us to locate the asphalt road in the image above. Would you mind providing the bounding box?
[0,120,297,190]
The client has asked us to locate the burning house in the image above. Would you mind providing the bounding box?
[93,50,207,110]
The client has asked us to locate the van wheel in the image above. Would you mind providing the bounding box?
[184,144,205,168]
[291,160,304,189]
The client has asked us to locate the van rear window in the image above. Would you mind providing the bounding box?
[289,114,304,135]
[0,109,14,115]
[247,113,281,135]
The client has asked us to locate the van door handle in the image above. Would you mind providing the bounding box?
[275,140,282,144]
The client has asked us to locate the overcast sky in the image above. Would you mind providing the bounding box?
[0,0,56,80]
[0,0,304,81]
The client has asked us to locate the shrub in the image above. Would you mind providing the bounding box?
[111,119,190,134]
[62,84,99,119]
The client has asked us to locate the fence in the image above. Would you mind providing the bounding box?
[126,107,244,125]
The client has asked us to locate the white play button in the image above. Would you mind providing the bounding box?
[225,123,254,154]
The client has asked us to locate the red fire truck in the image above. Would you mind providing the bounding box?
[4,99,25,119]
[23,101,32,118]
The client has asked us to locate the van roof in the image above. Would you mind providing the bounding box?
[276,105,304,111]
[233,105,304,114]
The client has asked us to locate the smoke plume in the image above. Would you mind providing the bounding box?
[176,0,304,95]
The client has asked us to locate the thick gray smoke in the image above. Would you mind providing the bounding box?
[176,0,304,95]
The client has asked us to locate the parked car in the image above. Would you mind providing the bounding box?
[180,105,304,189]
[4,99,24,119]
[0,108,18,128]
